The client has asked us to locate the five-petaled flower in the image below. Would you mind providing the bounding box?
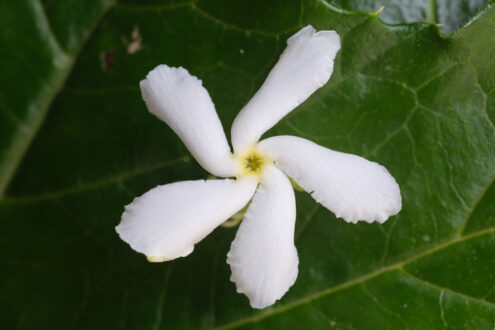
[116,25,402,309]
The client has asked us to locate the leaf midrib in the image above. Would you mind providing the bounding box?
[0,0,116,199]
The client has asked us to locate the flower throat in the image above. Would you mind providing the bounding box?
[243,153,264,173]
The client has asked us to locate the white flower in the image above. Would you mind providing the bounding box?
[115,25,401,309]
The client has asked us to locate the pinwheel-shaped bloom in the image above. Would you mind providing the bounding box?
[116,25,401,309]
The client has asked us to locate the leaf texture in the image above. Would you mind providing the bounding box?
[0,0,494,329]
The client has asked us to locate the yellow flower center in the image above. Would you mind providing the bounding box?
[243,153,264,173]
[236,147,270,178]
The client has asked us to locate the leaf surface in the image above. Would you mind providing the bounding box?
[328,0,490,34]
[1,0,494,329]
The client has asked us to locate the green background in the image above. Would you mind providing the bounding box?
[1,0,494,329]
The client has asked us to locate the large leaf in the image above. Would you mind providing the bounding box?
[1,0,495,329]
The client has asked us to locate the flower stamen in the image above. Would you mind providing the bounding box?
[243,153,264,173]
[235,149,270,179]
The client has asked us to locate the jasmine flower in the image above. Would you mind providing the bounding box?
[116,25,401,309]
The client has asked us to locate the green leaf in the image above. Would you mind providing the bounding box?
[1,0,494,329]
[328,0,490,35]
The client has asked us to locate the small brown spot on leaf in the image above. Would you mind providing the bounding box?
[100,50,115,71]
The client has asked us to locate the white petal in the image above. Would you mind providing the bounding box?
[140,65,236,177]
[231,25,340,152]
[227,165,298,309]
[116,178,257,260]
[260,136,402,223]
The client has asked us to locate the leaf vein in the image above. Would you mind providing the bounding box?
[309,302,356,329]
[191,4,281,37]
[215,226,495,329]
[0,0,115,198]
[401,268,495,309]
[456,176,495,236]
[361,282,408,328]
[116,0,196,11]
[3,155,190,203]
[295,204,319,241]
[31,0,67,55]
[153,265,173,330]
